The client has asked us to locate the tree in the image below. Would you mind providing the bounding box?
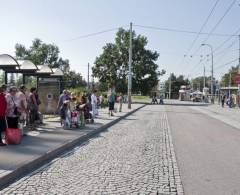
[220,66,238,87]
[15,38,69,70]
[15,38,86,88]
[165,74,190,99]
[191,76,211,91]
[92,28,165,95]
[63,70,87,88]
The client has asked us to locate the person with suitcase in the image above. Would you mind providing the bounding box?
[5,86,22,145]
[0,86,7,146]
[6,86,20,129]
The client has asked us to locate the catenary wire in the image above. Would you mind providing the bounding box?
[192,0,237,56]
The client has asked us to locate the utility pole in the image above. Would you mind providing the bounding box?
[229,72,231,97]
[169,73,172,99]
[128,22,133,109]
[203,65,206,89]
[237,35,240,107]
[87,63,90,90]
[211,47,214,103]
[238,35,240,93]
[201,44,214,103]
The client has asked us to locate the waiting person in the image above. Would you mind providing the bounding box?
[27,87,38,130]
[91,90,98,119]
[99,94,104,109]
[1,84,7,95]
[57,90,67,113]
[33,90,42,124]
[18,85,28,135]
[108,91,114,116]
[0,86,7,146]
[119,93,123,112]
[6,86,20,129]
[69,95,77,112]
[60,100,71,128]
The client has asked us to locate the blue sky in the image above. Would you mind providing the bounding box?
[0,0,240,81]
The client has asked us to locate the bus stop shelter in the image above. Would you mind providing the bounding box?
[0,54,64,114]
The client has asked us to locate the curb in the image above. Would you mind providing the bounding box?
[0,104,146,190]
[133,102,208,107]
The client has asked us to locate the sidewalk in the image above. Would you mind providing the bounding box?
[0,103,145,189]
[190,103,240,130]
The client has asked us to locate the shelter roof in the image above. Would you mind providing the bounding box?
[36,65,53,74]
[18,60,38,70]
[0,54,20,69]
[51,68,64,77]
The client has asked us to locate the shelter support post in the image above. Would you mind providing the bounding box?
[22,74,26,85]
[37,76,39,89]
[4,71,7,85]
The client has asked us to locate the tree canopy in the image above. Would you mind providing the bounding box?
[220,66,238,87]
[15,38,86,88]
[15,38,69,71]
[191,76,211,91]
[92,28,165,95]
[165,74,190,99]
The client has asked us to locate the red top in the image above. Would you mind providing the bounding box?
[0,92,7,117]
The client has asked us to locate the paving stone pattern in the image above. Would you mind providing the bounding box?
[0,105,183,195]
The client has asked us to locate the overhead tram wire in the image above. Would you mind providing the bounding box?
[57,26,128,43]
[176,0,220,76]
[202,0,237,43]
[213,27,240,52]
[191,0,237,56]
[188,26,240,77]
[214,39,238,64]
[184,0,220,56]
[214,58,239,70]
[133,24,237,37]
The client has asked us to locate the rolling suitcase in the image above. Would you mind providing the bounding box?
[5,118,22,145]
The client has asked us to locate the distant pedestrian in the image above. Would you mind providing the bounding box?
[229,95,233,108]
[221,95,226,108]
[151,92,158,104]
[159,95,164,105]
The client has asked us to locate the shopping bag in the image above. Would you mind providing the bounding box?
[5,127,22,145]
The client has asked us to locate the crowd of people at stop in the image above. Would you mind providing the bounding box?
[0,84,42,146]
[0,83,125,146]
[57,89,125,129]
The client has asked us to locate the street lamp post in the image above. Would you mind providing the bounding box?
[201,43,214,103]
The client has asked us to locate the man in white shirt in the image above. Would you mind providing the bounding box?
[91,90,98,119]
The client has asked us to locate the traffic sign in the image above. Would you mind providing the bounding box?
[235,74,240,84]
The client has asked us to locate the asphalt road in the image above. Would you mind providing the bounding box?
[166,104,240,195]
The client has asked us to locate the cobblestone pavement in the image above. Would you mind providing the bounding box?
[0,105,183,195]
